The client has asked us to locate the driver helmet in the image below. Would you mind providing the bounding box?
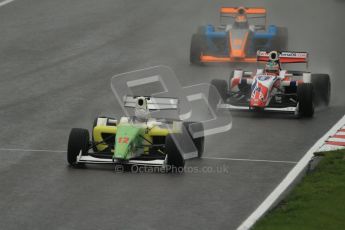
[134,97,150,121]
[264,61,280,75]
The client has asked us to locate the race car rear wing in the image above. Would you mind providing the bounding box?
[220,7,266,15]
[257,51,309,64]
[220,7,267,28]
[123,95,179,110]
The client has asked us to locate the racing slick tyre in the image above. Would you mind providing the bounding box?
[297,83,314,118]
[67,128,90,166]
[190,34,206,65]
[311,74,331,106]
[165,134,185,172]
[183,122,205,157]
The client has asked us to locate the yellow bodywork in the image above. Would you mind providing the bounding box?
[93,126,117,151]
[92,125,175,152]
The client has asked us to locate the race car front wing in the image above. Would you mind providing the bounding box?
[76,151,166,167]
[217,103,297,113]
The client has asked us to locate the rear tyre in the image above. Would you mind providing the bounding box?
[297,83,314,118]
[311,74,331,106]
[190,34,207,65]
[183,122,205,157]
[165,134,185,171]
[67,128,90,166]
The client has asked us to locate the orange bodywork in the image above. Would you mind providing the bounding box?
[245,8,266,14]
[229,31,248,58]
[200,55,257,63]
[200,6,268,63]
[220,7,266,15]
[200,30,254,63]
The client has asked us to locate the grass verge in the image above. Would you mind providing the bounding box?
[253,149,345,230]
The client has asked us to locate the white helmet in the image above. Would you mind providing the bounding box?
[134,97,150,121]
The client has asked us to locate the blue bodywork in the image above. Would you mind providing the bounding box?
[201,24,278,56]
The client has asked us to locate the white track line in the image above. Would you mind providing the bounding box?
[237,114,345,230]
[202,156,297,164]
[0,0,15,7]
[0,148,64,153]
[0,148,297,164]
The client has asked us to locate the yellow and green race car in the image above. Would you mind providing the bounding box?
[67,96,204,170]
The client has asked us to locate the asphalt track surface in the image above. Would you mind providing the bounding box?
[0,0,345,229]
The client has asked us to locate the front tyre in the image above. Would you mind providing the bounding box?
[67,128,90,166]
[190,34,206,65]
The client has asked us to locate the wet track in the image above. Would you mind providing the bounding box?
[0,0,345,229]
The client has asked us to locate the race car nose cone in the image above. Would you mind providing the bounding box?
[113,158,128,164]
[250,98,265,107]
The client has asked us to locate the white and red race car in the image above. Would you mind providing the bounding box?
[209,51,331,117]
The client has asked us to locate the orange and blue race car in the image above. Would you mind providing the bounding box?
[190,6,287,64]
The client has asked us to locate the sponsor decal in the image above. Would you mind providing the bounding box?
[118,137,129,144]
